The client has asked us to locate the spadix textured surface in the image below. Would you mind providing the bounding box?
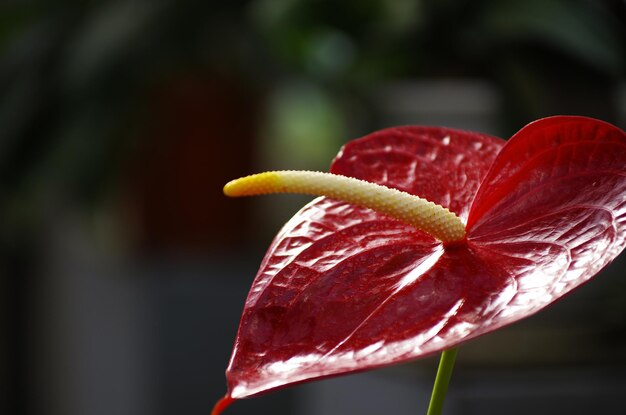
[224,170,466,242]
[220,117,626,404]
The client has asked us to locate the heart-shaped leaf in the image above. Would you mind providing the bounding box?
[217,116,626,408]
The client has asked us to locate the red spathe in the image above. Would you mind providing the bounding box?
[219,116,626,406]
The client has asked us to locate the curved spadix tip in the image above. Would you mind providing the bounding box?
[223,172,283,197]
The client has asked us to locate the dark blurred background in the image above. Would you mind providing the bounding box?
[2,1,626,414]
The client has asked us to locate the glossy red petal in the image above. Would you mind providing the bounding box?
[219,118,626,409]
[223,127,503,399]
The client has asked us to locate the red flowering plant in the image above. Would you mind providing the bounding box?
[213,116,626,414]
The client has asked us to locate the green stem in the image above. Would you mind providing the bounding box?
[426,348,459,415]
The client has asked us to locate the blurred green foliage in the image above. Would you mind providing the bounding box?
[0,0,624,236]
[251,0,624,80]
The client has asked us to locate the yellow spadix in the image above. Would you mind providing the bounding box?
[224,170,466,243]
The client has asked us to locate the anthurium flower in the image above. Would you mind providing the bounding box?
[214,116,626,414]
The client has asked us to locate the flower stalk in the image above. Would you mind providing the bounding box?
[427,348,459,415]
